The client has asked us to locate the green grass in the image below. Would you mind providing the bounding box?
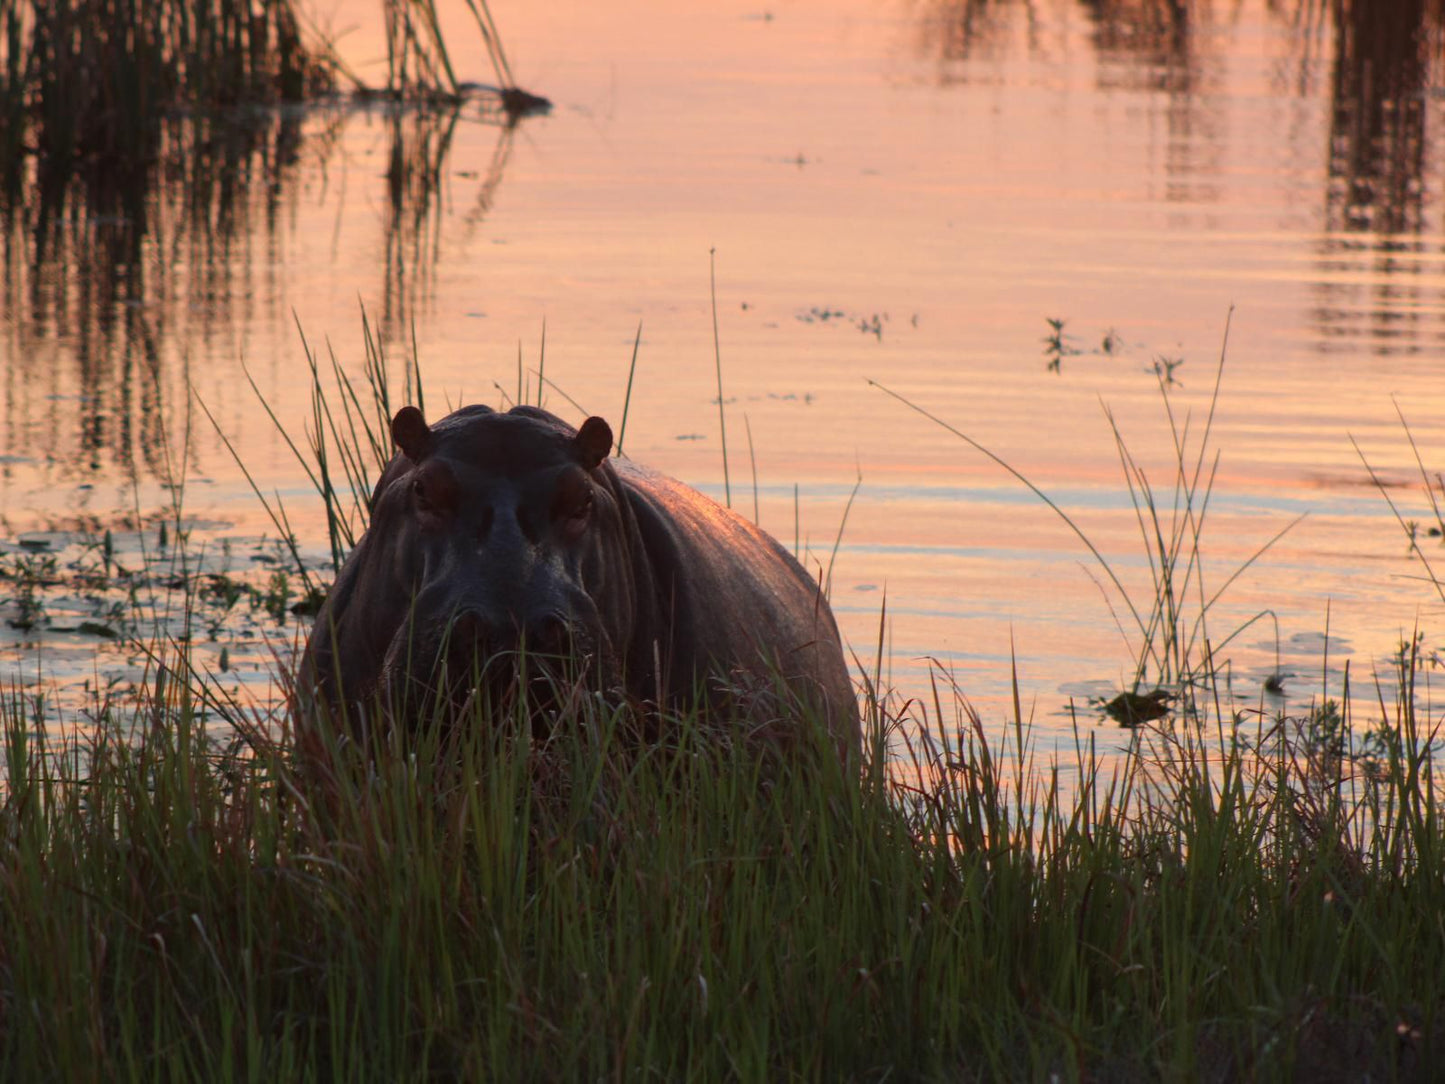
[0,632,1441,1080]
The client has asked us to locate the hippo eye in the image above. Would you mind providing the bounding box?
[568,490,593,524]
[550,465,598,541]
[411,475,444,518]
[408,462,458,523]
[555,483,593,539]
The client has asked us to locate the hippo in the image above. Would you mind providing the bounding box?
[296,403,859,764]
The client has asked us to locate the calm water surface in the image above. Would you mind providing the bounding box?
[4,0,1445,757]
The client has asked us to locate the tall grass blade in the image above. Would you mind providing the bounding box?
[617,319,643,457]
[709,247,731,508]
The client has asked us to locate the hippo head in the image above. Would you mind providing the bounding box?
[302,404,640,732]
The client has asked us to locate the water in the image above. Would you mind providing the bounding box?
[3,0,1445,757]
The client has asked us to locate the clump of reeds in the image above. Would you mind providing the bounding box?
[0,0,542,204]
[381,0,515,102]
[0,0,332,178]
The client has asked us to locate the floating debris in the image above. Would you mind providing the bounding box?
[1098,688,1175,727]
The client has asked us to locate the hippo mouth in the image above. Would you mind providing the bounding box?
[379,614,613,731]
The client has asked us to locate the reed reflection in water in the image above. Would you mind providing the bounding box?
[6,0,1444,477]
[1315,0,1444,355]
[0,100,523,478]
[918,0,1445,357]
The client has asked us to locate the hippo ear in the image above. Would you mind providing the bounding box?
[391,406,432,462]
[573,416,613,470]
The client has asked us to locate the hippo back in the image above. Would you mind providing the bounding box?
[615,460,858,759]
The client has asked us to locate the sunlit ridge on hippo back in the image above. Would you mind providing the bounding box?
[297,403,860,763]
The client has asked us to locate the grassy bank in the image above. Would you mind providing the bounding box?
[0,634,1441,1079]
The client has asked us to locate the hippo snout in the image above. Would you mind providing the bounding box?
[375,602,610,726]
[439,608,579,669]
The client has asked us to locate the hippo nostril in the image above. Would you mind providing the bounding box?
[526,613,573,657]
[447,611,485,646]
[440,611,495,674]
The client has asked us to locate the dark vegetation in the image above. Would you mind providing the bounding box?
[0,0,541,185]
[0,603,1442,1079]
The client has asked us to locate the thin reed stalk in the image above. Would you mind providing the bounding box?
[709,247,731,508]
